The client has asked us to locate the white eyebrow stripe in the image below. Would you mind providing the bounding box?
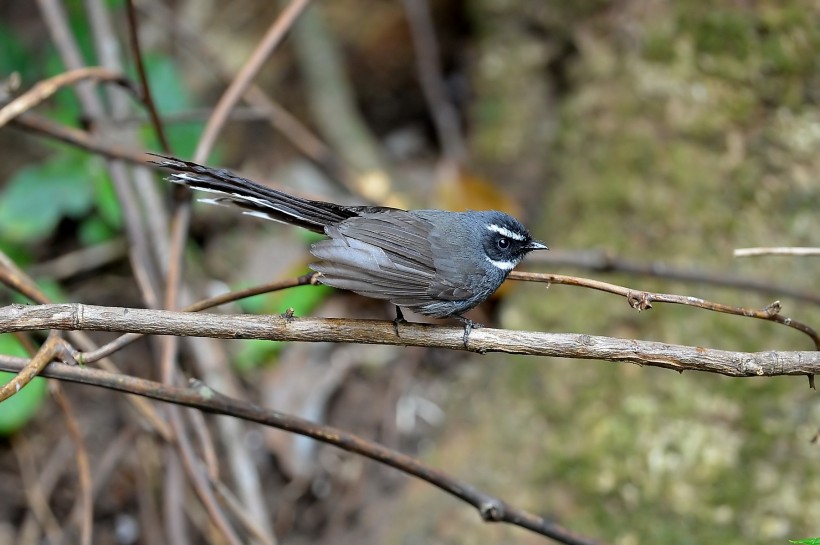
[487,223,525,241]
[485,256,517,271]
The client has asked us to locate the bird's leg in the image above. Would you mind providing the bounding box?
[393,306,407,337]
[453,315,483,349]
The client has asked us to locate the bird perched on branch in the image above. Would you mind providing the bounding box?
[152,154,548,346]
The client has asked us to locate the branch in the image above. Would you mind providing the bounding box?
[195,0,313,162]
[0,67,134,128]
[530,250,820,306]
[509,272,820,349]
[0,358,604,545]
[1,303,818,377]
[734,247,820,257]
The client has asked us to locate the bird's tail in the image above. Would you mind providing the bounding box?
[150,154,358,233]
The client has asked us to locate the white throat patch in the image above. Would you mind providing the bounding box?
[485,256,518,271]
[487,223,525,241]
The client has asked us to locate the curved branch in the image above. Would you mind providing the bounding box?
[509,271,820,349]
[0,358,604,545]
[0,67,134,128]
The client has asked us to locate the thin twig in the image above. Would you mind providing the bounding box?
[36,0,106,118]
[78,273,317,364]
[27,238,128,280]
[291,4,393,200]
[10,113,152,164]
[211,478,277,545]
[530,249,820,306]
[12,435,65,545]
[195,0,313,162]
[509,271,820,350]
[136,0,355,191]
[0,67,134,128]
[0,248,173,439]
[0,359,606,545]
[734,247,820,257]
[24,438,74,545]
[0,334,74,403]
[11,434,64,545]
[65,427,140,541]
[51,384,93,545]
[125,0,171,152]
[169,405,244,545]
[401,0,466,164]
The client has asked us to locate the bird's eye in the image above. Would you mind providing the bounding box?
[497,237,510,250]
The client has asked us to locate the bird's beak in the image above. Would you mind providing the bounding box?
[526,240,549,251]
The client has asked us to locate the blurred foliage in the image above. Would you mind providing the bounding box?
[0,149,117,244]
[0,10,202,430]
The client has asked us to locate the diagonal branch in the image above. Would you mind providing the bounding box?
[0,358,605,545]
[0,67,134,128]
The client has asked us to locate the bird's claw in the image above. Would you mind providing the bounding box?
[393,306,407,337]
[457,317,483,349]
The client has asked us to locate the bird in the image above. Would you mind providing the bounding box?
[151,154,548,345]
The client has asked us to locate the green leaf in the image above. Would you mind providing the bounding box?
[0,336,48,435]
[0,151,96,243]
[138,55,204,159]
[78,217,117,246]
[790,539,820,545]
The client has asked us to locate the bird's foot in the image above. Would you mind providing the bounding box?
[393,306,408,337]
[454,316,483,349]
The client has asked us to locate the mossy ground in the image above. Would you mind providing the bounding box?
[386,2,820,543]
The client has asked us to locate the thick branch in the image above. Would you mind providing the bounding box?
[0,303,817,377]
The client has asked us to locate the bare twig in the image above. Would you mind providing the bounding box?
[10,113,152,164]
[136,0,355,190]
[0,248,173,439]
[530,249,820,306]
[23,438,74,545]
[125,0,171,152]
[12,435,65,545]
[2,303,818,376]
[169,406,244,545]
[27,238,128,280]
[734,247,820,257]
[51,384,93,545]
[0,334,74,403]
[36,0,106,118]
[78,273,317,365]
[291,4,393,201]
[508,271,820,350]
[0,67,134,128]
[195,0,313,162]
[211,479,277,545]
[65,427,140,542]
[0,359,606,545]
[401,0,466,164]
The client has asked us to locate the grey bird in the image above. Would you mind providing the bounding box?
[152,155,548,344]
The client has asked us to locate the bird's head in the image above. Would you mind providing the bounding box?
[478,211,548,272]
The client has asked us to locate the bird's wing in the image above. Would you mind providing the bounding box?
[425,226,486,302]
[309,211,444,308]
